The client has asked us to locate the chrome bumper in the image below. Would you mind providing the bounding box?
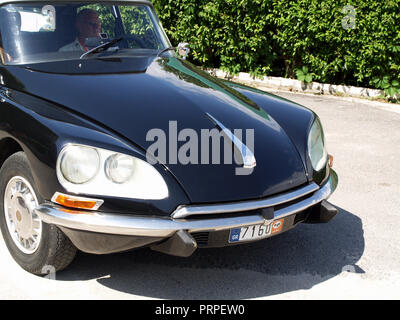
[35,170,338,238]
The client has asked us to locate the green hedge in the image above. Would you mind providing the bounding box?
[153,0,400,91]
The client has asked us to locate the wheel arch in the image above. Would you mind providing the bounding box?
[0,137,24,170]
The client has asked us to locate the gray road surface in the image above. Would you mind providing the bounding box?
[1,91,400,299]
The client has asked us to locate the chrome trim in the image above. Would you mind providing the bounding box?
[206,113,256,169]
[275,171,338,219]
[171,182,319,219]
[51,192,104,211]
[35,207,265,237]
[35,170,338,238]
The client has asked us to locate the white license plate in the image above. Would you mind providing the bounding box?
[229,219,285,243]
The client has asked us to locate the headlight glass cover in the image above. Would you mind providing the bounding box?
[307,118,328,172]
[60,145,100,184]
[57,144,168,200]
[105,154,135,184]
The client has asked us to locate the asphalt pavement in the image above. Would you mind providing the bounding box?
[1,91,399,299]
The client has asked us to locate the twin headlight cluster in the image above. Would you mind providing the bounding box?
[307,117,328,172]
[56,145,169,200]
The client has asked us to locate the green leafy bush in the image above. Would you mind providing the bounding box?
[152,0,399,90]
[372,76,400,99]
[296,66,314,84]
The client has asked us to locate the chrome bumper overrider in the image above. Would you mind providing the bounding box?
[35,170,338,238]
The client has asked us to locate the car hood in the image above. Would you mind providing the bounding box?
[4,56,308,203]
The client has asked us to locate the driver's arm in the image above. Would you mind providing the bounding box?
[0,46,12,64]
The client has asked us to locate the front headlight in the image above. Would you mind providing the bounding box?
[307,118,328,172]
[105,154,135,184]
[57,144,168,200]
[60,145,100,184]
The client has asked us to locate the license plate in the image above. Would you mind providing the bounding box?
[229,219,285,243]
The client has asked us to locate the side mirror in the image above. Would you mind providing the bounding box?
[177,42,190,60]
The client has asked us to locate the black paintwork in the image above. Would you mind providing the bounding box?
[225,81,330,185]
[0,54,324,215]
[59,226,164,255]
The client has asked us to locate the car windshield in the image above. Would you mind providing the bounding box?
[0,1,171,65]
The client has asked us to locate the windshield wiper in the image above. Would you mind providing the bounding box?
[80,37,123,59]
[157,46,176,57]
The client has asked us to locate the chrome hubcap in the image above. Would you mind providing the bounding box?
[4,176,42,254]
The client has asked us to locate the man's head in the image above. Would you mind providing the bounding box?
[76,9,101,39]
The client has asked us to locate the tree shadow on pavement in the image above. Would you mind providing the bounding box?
[57,205,365,299]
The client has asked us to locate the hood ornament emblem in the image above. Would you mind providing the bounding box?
[206,113,256,169]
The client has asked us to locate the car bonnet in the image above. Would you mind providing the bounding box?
[3,57,309,203]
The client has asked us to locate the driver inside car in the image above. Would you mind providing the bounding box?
[59,8,101,52]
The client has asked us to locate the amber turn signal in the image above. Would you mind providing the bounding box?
[52,192,103,211]
[328,155,334,168]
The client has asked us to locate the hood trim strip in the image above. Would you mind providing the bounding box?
[171,182,319,219]
[206,113,256,169]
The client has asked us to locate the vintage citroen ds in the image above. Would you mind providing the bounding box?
[0,0,338,275]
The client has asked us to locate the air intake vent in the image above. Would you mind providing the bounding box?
[191,232,209,247]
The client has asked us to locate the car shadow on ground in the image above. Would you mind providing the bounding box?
[57,205,364,299]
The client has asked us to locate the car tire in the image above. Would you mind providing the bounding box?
[0,151,77,275]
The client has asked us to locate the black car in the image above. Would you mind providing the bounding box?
[0,0,338,275]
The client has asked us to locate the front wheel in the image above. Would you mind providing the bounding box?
[0,152,77,275]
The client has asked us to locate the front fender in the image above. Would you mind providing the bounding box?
[0,88,190,216]
[224,81,330,185]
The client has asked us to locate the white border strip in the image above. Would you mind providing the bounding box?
[206,68,400,101]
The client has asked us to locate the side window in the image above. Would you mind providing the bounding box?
[0,5,58,63]
[121,6,151,35]
[121,6,160,49]
[20,6,56,32]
